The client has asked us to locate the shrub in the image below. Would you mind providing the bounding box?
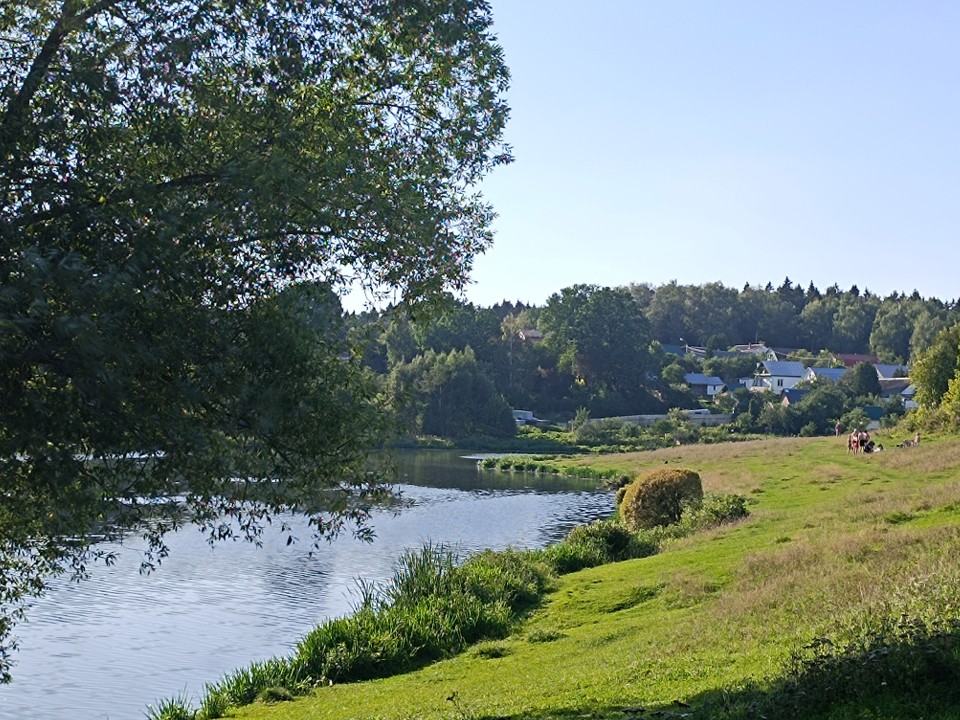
[457,549,550,611]
[566,520,652,562]
[536,521,661,574]
[537,541,606,574]
[677,493,749,533]
[619,467,703,531]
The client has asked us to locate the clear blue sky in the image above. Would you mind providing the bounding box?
[461,1,960,308]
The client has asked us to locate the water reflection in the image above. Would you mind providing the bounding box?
[0,451,612,720]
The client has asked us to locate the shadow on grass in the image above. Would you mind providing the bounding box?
[458,627,960,720]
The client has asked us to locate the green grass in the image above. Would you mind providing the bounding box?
[215,434,960,719]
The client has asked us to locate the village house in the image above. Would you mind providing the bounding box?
[802,367,848,384]
[752,360,806,392]
[878,378,917,408]
[683,373,725,398]
[873,363,909,379]
[779,387,811,406]
[836,353,879,368]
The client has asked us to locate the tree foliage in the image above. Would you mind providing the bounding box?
[0,0,510,680]
[843,361,882,399]
[539,284,656,414]
[911,324,960,409]
[386,347,514,438]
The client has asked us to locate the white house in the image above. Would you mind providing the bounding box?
[752,361,806,392]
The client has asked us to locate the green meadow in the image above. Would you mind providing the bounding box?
[218,433,960,720]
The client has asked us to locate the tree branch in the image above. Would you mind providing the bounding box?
[1,0,123,154]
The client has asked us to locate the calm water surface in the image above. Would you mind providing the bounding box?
[0,451,612,720]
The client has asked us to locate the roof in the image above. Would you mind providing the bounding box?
[684,373,724,387]
[730,343,770,354]
[836,353,879,368]
[878,377,912,397]
[758,361,807,378]
[769,347,800,361]
[780,387,811,405]
[874,363,909,379]
[807,367,848,383]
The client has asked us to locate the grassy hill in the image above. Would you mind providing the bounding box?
[230,434,960,720]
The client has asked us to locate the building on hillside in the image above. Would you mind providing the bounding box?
[769,347,801,361]
[902,384,918,410]
[683,373,725,398]
[836,353,879,368]
[802,367,848,384]
[518,329,542,343]
[752,360,807,392]
[682,344,709,360]
[873,363,909,379]
[878,378,917,408]
[730,343,767,353]
[730,343,778,360]
[780,387,811,406]
[512,409,547,427]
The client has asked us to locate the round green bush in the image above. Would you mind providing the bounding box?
[619,467,703,531]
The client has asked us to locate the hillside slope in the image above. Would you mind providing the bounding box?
[234,435,960,720]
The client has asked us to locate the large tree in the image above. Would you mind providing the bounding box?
[539,285,656,414]
[0,0,510,679]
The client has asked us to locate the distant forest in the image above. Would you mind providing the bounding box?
[349,279,960,433]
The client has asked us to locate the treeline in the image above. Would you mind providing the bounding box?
[344,279,960,436]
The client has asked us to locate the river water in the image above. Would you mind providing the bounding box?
[0,451,612,720]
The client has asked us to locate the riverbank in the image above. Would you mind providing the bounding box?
[219,433,960,720]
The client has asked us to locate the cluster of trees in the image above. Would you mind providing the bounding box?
[360,284,665,435]
[351,281,959,436]
[628,279,958,362]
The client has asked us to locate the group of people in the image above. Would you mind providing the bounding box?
[846,428,880,454]
[836,421,919,454]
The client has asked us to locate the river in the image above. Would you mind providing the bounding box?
[0,451,612,720]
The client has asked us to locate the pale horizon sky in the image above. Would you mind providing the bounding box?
[456,2,960,308]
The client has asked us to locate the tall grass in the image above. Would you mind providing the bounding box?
[171,544,555,717]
